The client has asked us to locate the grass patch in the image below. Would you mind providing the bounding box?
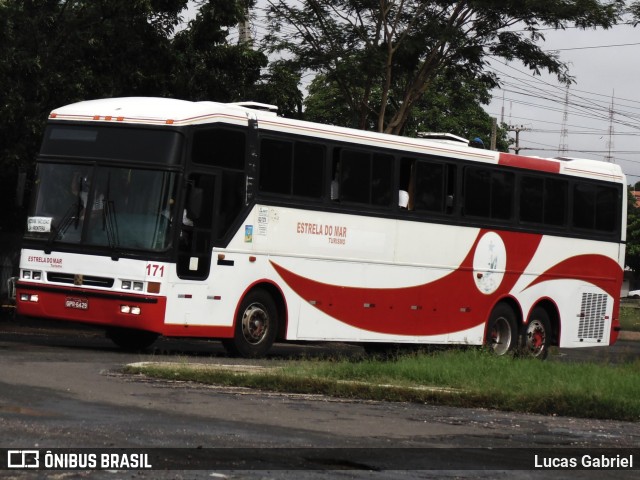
[124,348,640,422]
[620,303,640,332]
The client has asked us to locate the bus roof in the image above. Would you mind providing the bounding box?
[49,97,626,184]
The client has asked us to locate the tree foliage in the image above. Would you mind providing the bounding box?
[627,186,640,275]
[0,0,270,232]
[263,0,624,135]
[171,0,268,101]
[304,68,511,151]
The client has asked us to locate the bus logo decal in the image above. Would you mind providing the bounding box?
[473,232,506,295]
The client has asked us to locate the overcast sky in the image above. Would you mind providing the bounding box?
[485,22,640,184]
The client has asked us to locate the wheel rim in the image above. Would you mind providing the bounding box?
[525,319,547,357]
[489,316,512,356]
[241,303,270,345]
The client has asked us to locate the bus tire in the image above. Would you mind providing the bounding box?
[106,327,158,351]
[521,307,551,360]
[485,304,518,356]
[223,289,278,358]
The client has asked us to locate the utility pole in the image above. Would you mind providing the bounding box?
[238,1,252,47]
[490,117,497,151]
[508,125,529,155]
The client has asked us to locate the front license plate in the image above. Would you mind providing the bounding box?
[65,297,89,310]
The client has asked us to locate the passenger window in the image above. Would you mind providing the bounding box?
[573,183,618,232]
[337,149,392,206]
[260,139,292,194]
[192,128,245,169]
[260,139,325,199]
[293,142,324,198]
[464,167,513,220]
[414,162,444,212]
[341,150,370,203]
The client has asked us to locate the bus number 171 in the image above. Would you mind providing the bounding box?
[146,264,165,278]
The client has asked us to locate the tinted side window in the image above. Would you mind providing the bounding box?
[520,176,568,227]
[464,167,513,220]
[260,139,325,198]
[260,139,292,194]
[337,149,392,206]
[491,171,514,220]
[341,150,370,203]
[192,128,245,169]
[520,176,544,223]
[545,178,568,226]
[464,168,491,217]
[372,153,393,206]
[414,162,444,212]
[573,183,618,232]
[293,142,324,198]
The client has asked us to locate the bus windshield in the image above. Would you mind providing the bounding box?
[26,163,178,252]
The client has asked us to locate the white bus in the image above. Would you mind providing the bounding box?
[16,97,626,359]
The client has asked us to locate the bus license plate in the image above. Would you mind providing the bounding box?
[65,297,89,310]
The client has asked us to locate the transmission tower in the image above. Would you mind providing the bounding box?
[604,92,615,163]
[558,85,569,156]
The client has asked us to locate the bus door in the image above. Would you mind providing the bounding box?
[177,172,220,280]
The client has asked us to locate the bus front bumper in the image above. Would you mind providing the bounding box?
[15,281,166,333]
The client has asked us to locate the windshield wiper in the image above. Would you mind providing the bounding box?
[103,200,120,261]
[44,200,82,254]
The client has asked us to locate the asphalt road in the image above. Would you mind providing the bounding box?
[0,316,638,480]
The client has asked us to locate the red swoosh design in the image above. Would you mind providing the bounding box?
[271,230,544,336]
[523,254,622,298]
[523,254,623,344]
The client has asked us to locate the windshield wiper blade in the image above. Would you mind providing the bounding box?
[103,200,120,261]
[44,201,81,254]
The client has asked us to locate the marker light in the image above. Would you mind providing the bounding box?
[20,294,39,302]
[120,305,141,315]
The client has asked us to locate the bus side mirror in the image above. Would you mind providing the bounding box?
[187,187,203,220]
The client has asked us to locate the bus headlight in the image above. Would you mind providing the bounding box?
[22,270,42,281]
[121,280,144,291]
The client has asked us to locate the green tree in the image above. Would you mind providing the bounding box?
[263,0,623,135]
[627,185,640,276]
[0,0,190,232]
[251,60,304,118]
[171,0,268,101]
[304,69,511,151]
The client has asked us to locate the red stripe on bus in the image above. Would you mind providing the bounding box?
[271,230,543,336]
[499,153,560,173]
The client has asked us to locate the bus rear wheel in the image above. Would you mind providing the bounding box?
[106,327,158,351]
[223,289,278,358]
[521,307,551,360]
[485,304,518,356]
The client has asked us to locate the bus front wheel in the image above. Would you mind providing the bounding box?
[223,289,278,358]
[485,304,518,356]
[521,307,551,360]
